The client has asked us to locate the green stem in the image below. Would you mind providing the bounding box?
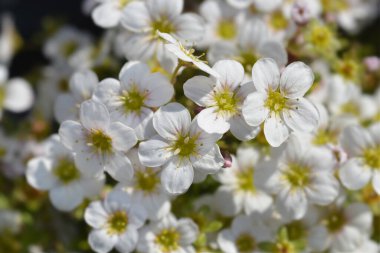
[171,61,183,84]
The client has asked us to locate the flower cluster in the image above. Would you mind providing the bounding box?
[1,0,380,252]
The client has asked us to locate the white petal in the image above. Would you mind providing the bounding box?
[251,58,280,93]
[54,94,77,123]
[196,107,230,134]
[308,225,330,251]
[258,40,288,67]
[276,189,308,220]
[192,145,224,173]
[146,0,183,20]
[253,0,282,13]
[183,76,215,107]
[242,92,269,126]
[340,125,374,157]
[88,229,117,253]
[280,61,314,99]
[229,115,261,141]
[119,61,150,90]
[121,2,151,32]
[282,98,319,133]
[92,78,120,106]
[373,171,380,195]
[217,229,238,253]
[70,69,98,101]
[58,120,86,151]
[161,160,194,194]
[264,114,289,147]
[107,122,137,152]
[306,174,339,205]
[49,183,83,211]
[80,100,110,131]
[4,78,34,112]
[339,158,372,190]
[84,201,108,229]
[138,135,171,167]
[115,229,138,253]
[143,73,174,107]
[244,192,273,214]
[153,102,191,140]
[173,13,204,41]
[106,153,134,183]
[177,219,199,245]
[212,60,244,90]
[333,225,363,252]
[346,203,372,234]
[214,187,243,216]
[92,3,121,28]
[26,157,56,190]
[74,151,105,178]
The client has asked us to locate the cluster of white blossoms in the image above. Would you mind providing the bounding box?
[0,0,380,252]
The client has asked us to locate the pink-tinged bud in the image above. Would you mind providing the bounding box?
[194,105,205,114]
[363,56,380,72]
[221,150,232,168]
[291,1,312,25]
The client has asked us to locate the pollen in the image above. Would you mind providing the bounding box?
[265,89,287,114]
[170,135,198,158]
[235,233,256,252]
[214,88,239,115]
[121,86,146,113]
[270,11,288,31]
[283,163,310,189]
[135,168,160,193]
[237,51,258,73]
[155,228,180,252]
[53,158,80,184]
[312,129,337,146]
[217,20,236,40]
[363,146,380,170]
[107,211,128,235]
[88,129,113,154]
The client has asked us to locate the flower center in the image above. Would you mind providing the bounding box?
[336,59,359,81]
[178,43,205,63]
[363,146,380,169]
[265,89,287,114]
[270,11,288,31]
[340,102,359,116]
[236,168,256,193]
[107,211,128,235]
[321,0,348,12]
[170,135,198,158]
[214,88,239,115]
[152,18,175,35]
[135,168,160,193]
[306,23,335,50]
[238,51,259,73]
[88,129,113,154]
[53,158,80,184]
[217,20,236,40]
[118,0,130,9]
[0,86,5,107]
[155,228,180,252]
[324,210,346,233]
[121,86,146,113]
[61,41,78,57]
[236,233,256,252]
[283,163,310,189]
[312,129,337,146]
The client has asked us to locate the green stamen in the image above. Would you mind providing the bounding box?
[283,163,310,189]
[53,158,80,184]
[236,169,255,192]
[107,211,128,235]
[236,233,256,252]
[88,129,113,154]
[121,86,146,113]
[217,20,236,40]
[265,89,287,114]
[155,228,180,252]
[135,168,160,193]
[363,146,380,169]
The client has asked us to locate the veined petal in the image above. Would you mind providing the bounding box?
[264,113,289,147]
[212,60,244,90]
[88,229,117,253]
[105,153,134,183]
[107,122,137,152]
[280,61,314,99]
[340,125,374,157]
[80,100,110,131]
[339,158,372,190]
[121,1,151,32]
[173,13,204,42]
[161,159,194,194]
[258,40,288,67]
[146,0,183,20]
[138,135,171,167]
[58,120,86,151]
[282,98,319,133]
[70,69,98,101]
[251,58,280,93]
[84,201,108,229]
[196,107,230,134]
[242,92,269,126]
[142,73,174,107]
[184,76,215,107]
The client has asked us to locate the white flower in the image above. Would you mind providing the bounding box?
[93,61,173,140]
[0,65,34,119]
[58,99,137,182]
[0,15,19,65]
[256,134,340,220]
[339,123,380,194]
[138,102,224,194]
[184,60,260,140]
[308,203,373,252]
[214,147,273,216]
[26,135,105,211]
[54,69,99,123]
[116,148,170,220]
[208,18,288,70]
[242,58,319,147]
[84,190,147,253]
[159,32,219,77]
[137,214,198,253]
[217,214,272,253]
[120,0,204,61]
[91,0,135,28]
[226,0,282,13]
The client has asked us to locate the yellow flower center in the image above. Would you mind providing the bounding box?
[121,86,146,113]
[324,210,346,232]
[155,228,180,252]
[363,146,380,169]
[236,168,256,193]
[270,11,288,31]
[336,59,360,82]
[118,0,130,9]
[61,41,78,57]
[135,168,160,193]
[265,89,288,114]
[214,88,239,115]
[312,129,337,146]
[53,158,80,184]
[88,129,113,154]
[340,102,359,116]
[152,18,175,35]
[321,0,348,12]
[237,51,259,73]
[107,211,128,235]
[306,23,335,51]
[0,86,5,107]
[236,233,256,252]
[217,20,236,40]
[170,134,198,158]
[283,163,310,189]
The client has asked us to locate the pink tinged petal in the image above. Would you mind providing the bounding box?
[121,2,151,32]
[264,113,289,147]
[212,60,245,90]
[70,69,98,101]
[340,125,374,157]
[115,229,138,253]
[339,158,372,190]
[196,107,230,134]
[277,189,308,220]
[258,40,288,67]
[177,219,199,245]
[251,58,280,93]
[105,153,134,183]
[92,78,120,106]
[84,201,108,229]
[280,61,314,99]
[80,100,110,131]
[138,135,171,167]
[58,120,86,151]
[183,76,215,107]
[49,183,83,211]
[242,92,269,126]
[161,160,194,194]
[4,78,34,113]
[153,102,191,139]
[88,229,117,253]
[26,157,57,190]
[282,98,319,133]
[92,3,121,28]
[107,122,137,152]
[173,13,204,41]
[229,115,261,141]
[306,174,339,205]
[142,73,174,107]
[373,171,380,195]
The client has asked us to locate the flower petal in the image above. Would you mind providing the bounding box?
[264,113,289,147]
[26,157,56,190]
[84,201,108,229]
[251,58,280,93]
[161,160,194,194]
[49,183,83,211]
[92,3,121,28]
[106,153,134,183]
[88,229,117,253]
[80,100,110,131]
[142,73,174,107]
[196,107,230,134]
[282,98,319,133]
[229,115,261,141]
[58,120,86,151]
[339,158,372,190]
[121,1,151,32]
[280,61,314,99]
[183,76,215,107]
[242,92,269,126]
[107,122,137,152]
[4,78,34,113]
[212,60,244,90]
[138,135,171,167]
